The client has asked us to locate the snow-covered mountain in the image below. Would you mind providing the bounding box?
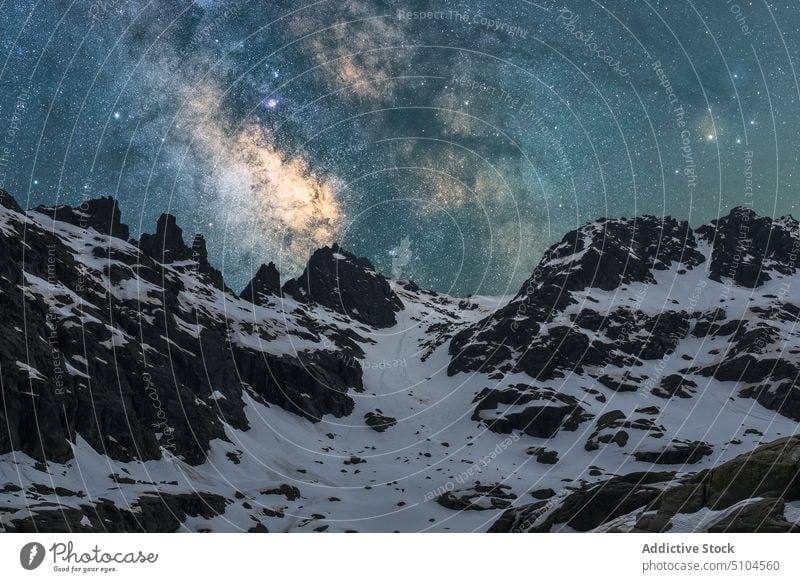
[1,190,799,532]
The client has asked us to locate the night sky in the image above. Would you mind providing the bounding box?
[1,0,799,296]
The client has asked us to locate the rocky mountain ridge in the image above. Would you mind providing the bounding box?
[1,191,799,533]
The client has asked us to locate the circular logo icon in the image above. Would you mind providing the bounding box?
[20,542,46,570]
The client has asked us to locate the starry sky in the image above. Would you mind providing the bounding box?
[1,0,799,296]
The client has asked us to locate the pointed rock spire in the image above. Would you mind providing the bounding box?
[137,213,192,263]
[240,262,282,305]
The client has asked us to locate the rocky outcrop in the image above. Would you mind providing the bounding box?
[0,189,22,211]
[653,374,697,399]
[584,411,665,452]
[137,213,193,263]
[492,437,800,533]
[7,492,230,532]
[703,497,795,533]
[450,306,691,380]
[471,384,592,438]
[653,436,800,515]
[190,233,228,291]
[490,472,673,532]
[696,206,800,287]
[449,207,800,380]
[450,214,703,366]
[437,483,517,511]
[240,262,282,305]
[527,447,559,464]
[283,244,403,328]
[237,349,361,422]
[632,441,713,465]
[33,196,129,240]
[740,382,800,422]
[364,410,397,432]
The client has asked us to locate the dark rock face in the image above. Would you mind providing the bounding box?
[490,472,672,532]
[240,262,282,305]
[0,189,22,211]
[135,213,228,290]
[7,492,229,532]
[640,437,800,532]
[597,373,641,393]
[527,447,559,464]
[449,207,800,382]
[0,194,363,467]
[516,214,705,298]
[633,441,713,465]
[450,306,690,380]
[364,410,397,432]
[283,244,403,328]
[690,308,746,338]
[436,484,517,511]
[698,355,797,384]
[33,196,129,240]
[584,412,665,452]
[654,436,800,514]
[471,385,592,438]
[237,350,361,422]
[696,206,800,288]
[449,304,691,381]
[704,497,795,533]
[492,437,800,533]
[259,484,301,501]
[740,382,800,421]
[452,214,703,363]
[692,346,800,422]
[190,234,229,291]
[137,213,193,263]
[550,476,662,531]
[530,488,555,500]
[653,374,698,399]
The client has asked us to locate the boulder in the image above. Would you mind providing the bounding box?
[437,484,517,511]
[364,411,397,432]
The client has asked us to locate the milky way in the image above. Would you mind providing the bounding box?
[1,0,799,295]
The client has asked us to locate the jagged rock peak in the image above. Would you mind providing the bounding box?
[190,233,229,291]
[135,215,229,290]
[0,189,22,211]
[32,196,129,240]
[696,206,800,288]
[240,262,282,305]
[514,213,705,300]
[0,189,362,467]
[137,213,193,263]
[448,206,800,380]
[282,243,403,328]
